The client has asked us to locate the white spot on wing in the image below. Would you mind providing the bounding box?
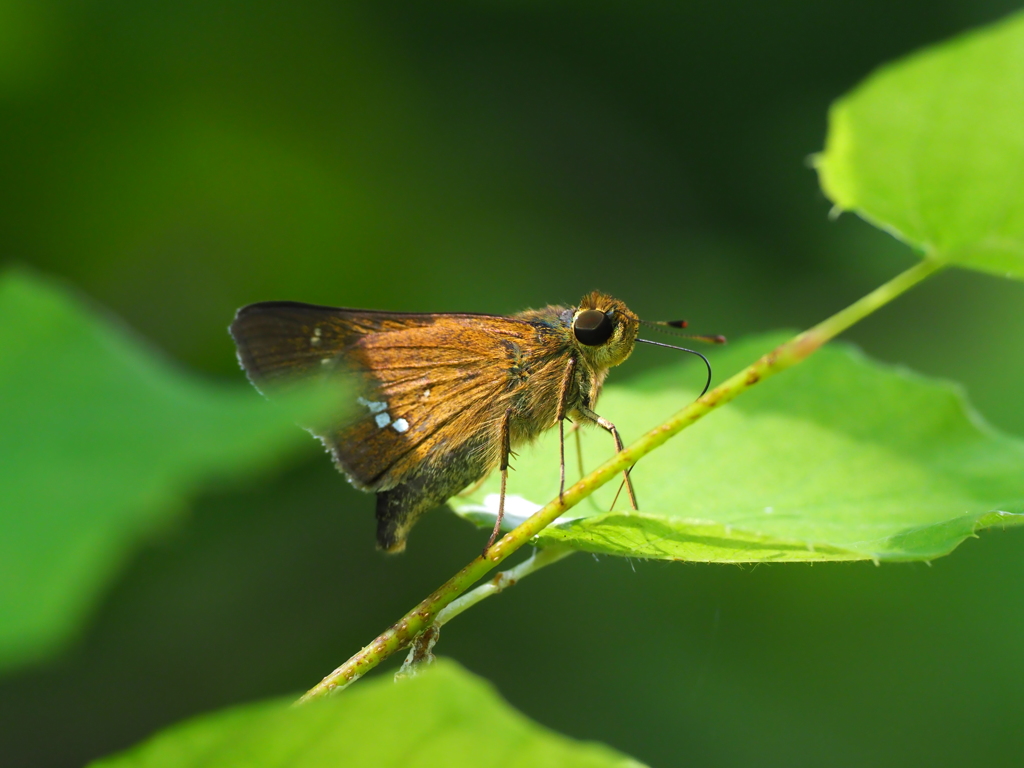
[375,412,392,428]
[357,397,388,414]
[392,418,409,433]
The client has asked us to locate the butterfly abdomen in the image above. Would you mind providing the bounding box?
[374,433,493,552]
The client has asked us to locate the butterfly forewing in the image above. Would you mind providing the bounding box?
[229,302,438,387]
[230,303,555,491]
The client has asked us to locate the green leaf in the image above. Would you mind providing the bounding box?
[816,11,1024,281]
[89,659,644,768]
[452,334,1024,562]
[0,269,342,673]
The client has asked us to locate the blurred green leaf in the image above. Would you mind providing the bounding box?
[0,269,342,673]
[817,11,1024,280]
[0,0,59,93]
[453,334,1024,562]
[89,659,644,768]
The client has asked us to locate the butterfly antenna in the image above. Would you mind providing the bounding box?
[635,338,715,397]
[640,318,727,346]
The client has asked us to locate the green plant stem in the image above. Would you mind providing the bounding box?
[392,545,577,681]
[297,257,945,704]
[434,544,576,627]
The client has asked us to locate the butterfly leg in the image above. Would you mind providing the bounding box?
[556,358,577,503]
[563,420,599,511]
[577,405,638,511]
[484,406,513,554]
[559,420,585,480]
[573,425,605,513]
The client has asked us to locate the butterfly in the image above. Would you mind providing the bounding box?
[229,292,718,554]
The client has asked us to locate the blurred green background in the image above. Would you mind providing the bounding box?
[3,1,1024,766]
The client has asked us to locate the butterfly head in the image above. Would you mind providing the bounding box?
[570,292,639,370]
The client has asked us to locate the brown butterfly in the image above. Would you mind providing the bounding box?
[229,292,720,554]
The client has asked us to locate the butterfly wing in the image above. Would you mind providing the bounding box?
[230,302,568,550]
[230,301,440,388]
[231,302,535,486]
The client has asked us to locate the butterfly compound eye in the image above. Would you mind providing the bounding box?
[573,309,614,346]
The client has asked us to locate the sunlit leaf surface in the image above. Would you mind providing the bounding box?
[817,12,1024,280]
[453,335,1024,562]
